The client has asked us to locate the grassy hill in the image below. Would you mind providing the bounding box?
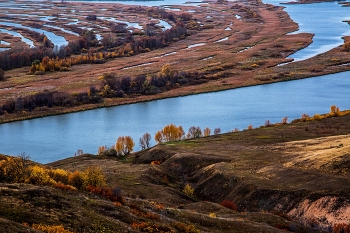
[1,113,350,232]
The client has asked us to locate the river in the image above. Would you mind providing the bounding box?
[1,71,349,163]
[262,0,350,61]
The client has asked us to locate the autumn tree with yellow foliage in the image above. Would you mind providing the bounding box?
[154,124,185,144]
[115,136,135,155]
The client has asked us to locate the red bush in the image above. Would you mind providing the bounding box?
[221,200,237,211]
[54,182,77,191]
[86,185,125,204]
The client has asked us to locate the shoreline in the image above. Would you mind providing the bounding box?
[1,67,349,125]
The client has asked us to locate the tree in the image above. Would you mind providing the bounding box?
[203,127,211,137]
[125,136,135,154]
[0,68,4,81]
[187,126,203,139]
[330,105,340,116]
[162,124,183,141]
[161,63,175,77]
[214,128,221,135]
[115,136,135,155]
[139,132,151,150]
[155,131,163,144]
[281,117,288,124]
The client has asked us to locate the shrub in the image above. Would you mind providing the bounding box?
[28,165,56,185]
[183,183,195,197]
[221,200,237,211]
[54,182,77,191]
[131,222,173,232]
[0,154,31,183]
[48,168,69,184]
[86,185,125,203]
[68,170,84,189]
[82,166,106,187]
[150,160,160,165]
[23,223,74,233]
[313,113,322,120]
[171,222,200,233]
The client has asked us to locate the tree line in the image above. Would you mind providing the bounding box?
[28,22,188,74]
[0,63,202,115]
[97,124,223,158]
[0,7,192,72]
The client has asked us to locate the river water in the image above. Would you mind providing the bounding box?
[262,0,350,61]
[0,0,350,163]
[1,72,350,163]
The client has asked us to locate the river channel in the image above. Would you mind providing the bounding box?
[0,0,350,163]
[1,71,350,163]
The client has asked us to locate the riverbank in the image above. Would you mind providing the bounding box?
[1,0,350,124]
[2,110,350,232]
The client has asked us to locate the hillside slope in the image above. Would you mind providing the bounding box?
[1,114,350,232]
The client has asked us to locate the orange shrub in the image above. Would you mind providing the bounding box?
[131,222,173,232]
[23,223,74,233]
[150,160,160,165]
[54,182,77,191]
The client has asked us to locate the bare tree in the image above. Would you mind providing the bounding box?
[139,132,151,150]
[214,128,221,135]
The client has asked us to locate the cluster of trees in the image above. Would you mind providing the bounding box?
[115,136,135,155]
[126,6,193,23]
[0,62,212,116]
[154,124,222,144]
[97,125,223,157]
[0,90,102,115]
[0,154,106,189]
[0,7,194,73]
[0,33,92,71]
[98,136,135,157]
[155,124,185,144]
[27,22,187,74]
